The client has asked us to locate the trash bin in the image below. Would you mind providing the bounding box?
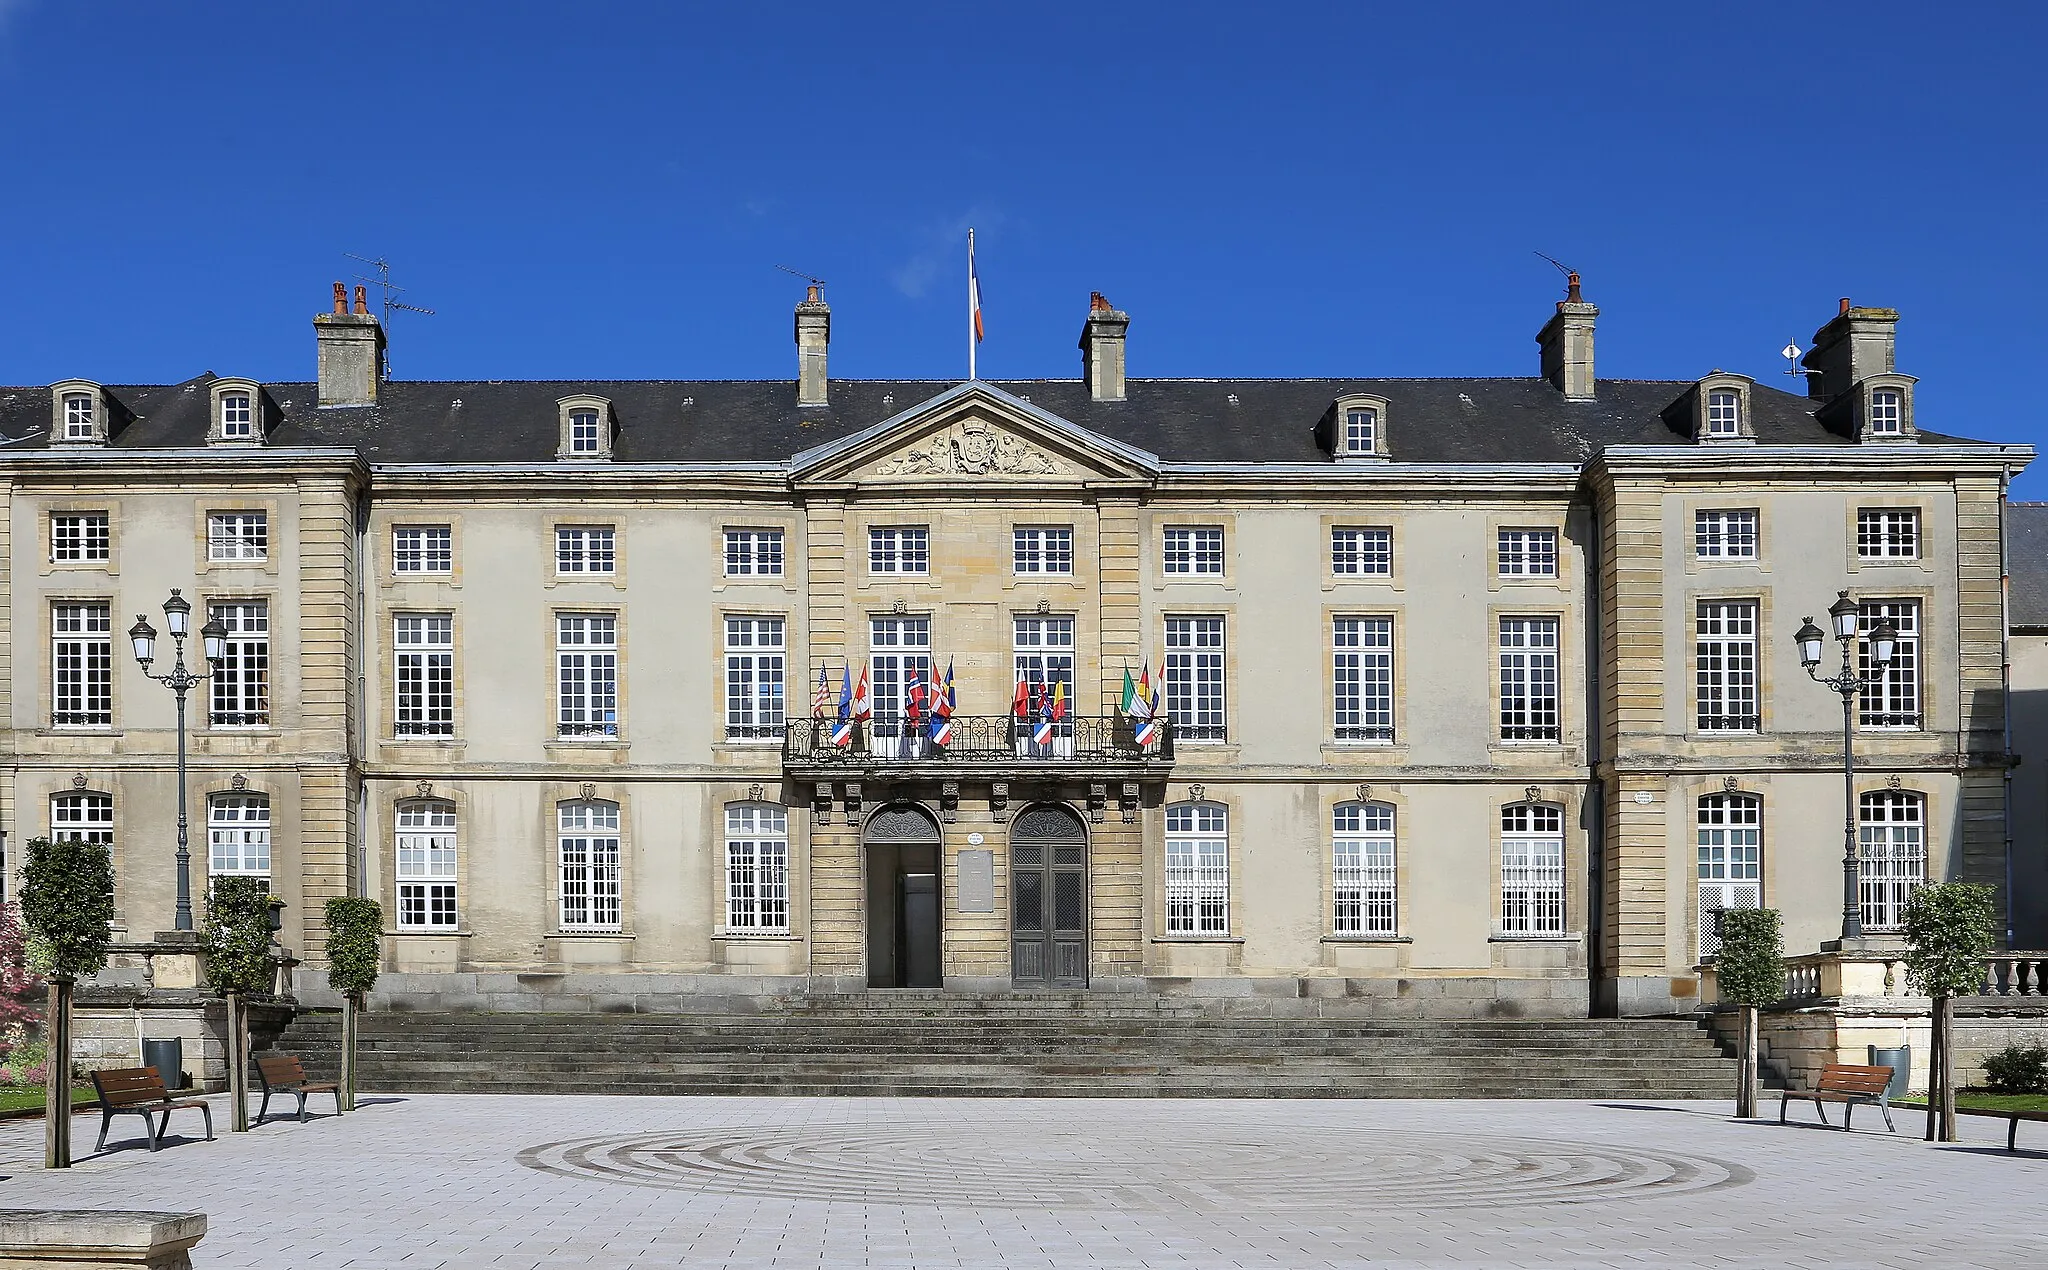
[141,1038,185,1091]
[1869,1044,1911,1098]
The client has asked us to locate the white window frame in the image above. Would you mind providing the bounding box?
[1859,600,1921,730]
[62,393,97,441]
[1705,389,1741,437]
[725,803,790,933]
[1165,803,1229,935]
[557,800,622,932]
[1500,803,1566,936]
[207,512,268,562]
[1695,600,1760,733]
[1332,616,1393,743]
[52,602,112,728]
[1332,803,1396,936]
[555,525,617,576]
[868,525,930,575]
[1330,526,1393,577]
[393,525,452,575]
[555,613,619,738]
[394,613,455,737]
[1697,793,1761,958]
[1012,526,1074,576]
[219,392,254,440]
[724,616,786,741]
[1343,406,1379,455]
[1868,389,1904,435]
[209,601,270,728]
[1694,509,1759,561]
[568,409,603,454]
[1162,526,1224,576]
[1165,616,1226,742]
[50,792,113,845]
[1011,615,1072,757]
[208,793,271,877]
[395,801,458,930]
[1857,509,1920,561]
[1498,616,1561,742]
[723,529,784,578]
[1497,528,1559,578]
[1858,791,1926,932]
[51,512,110,564]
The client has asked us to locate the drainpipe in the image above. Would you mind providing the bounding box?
[2001,466,2016,946]
[354,488,371,898]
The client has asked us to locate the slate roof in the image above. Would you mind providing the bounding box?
[0,374,1998,467]
[2009,503,2048,631]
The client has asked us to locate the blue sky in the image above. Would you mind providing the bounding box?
[3,3,2044,494]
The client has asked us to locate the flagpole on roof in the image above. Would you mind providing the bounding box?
[967,228,977,383]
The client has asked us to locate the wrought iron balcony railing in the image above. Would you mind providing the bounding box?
[782,715,1174,768]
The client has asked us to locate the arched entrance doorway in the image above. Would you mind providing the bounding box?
[864,802,942,989]
[1011,803,1088,987]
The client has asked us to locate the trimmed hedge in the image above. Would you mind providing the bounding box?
[19,837,113,979]
[324,898,383,997]
[204,876,274,995]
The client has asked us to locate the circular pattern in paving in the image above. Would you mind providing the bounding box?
[517,1123,1751,1212]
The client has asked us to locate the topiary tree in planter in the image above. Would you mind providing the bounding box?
[19,836,114,1169]
[1903,882,1998,1142]
[1714,907,1785,1119]
[324,898,382,1112]
[204,876,274,1133]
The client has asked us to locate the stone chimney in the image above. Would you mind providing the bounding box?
[794,285,831,408]
[313,282,386,407]
[1079,292,1130,402]
[1536,273,1597,401]
[1799,297,1899,402]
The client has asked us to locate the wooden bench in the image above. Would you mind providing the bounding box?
[1779,1062,1897,1133]
[88,1067,213,1153]
[1944,1105,2048,1151]
[252,1054,341,1125]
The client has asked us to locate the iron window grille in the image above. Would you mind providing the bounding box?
[396,801,458,930]
[1500,803,1566,936]
[558,801,622,931]
[1332,803,1396,935]
[1697,793,1761,958]
[1858,790,1925,931]
[1165,803,1229,935]
[725,803,790,932]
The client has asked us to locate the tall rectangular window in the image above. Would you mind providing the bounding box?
[1857,509,1919,560]
[1012,526,1074,575]
[1705,390,1741,436]
[208,512,268,562]
[393,525,452,574]
[558,801,622,931]
[1500,803,1565,935]
[1695,600,1759,732]
[1859,601,1920,729]
[208,794,271,876]
[724,616,786,740]
[394,614,455,737]
[556,613,619,738]
[1344,407,1378,455]
[868,526,930,575]
[1697,794,1761,958]
[62,393,96,441]
[1011,615,1073,756]
[209,601,270,727]
[51,792,113,845]
[52,602,111,727]
[724,529,784,577]
[1694,510,1758,561]
[569,409,602,453]
[1330,527,1393,576]
[872,615,935,754]
[1859,791,1925,931]
[395,802,458,930]
[219,392,253,439]
[1332,803,1396,935]
[1165,804,1229,935]
[1498,616,1560,742]
[1332,616,1393,742]
[1165,616,1226,741]
[556,526,617,575]
[726,803,790,932]
[1869,389,1903,435]
[1162,526,1224,576]
[50,512,110,563]
[1497,528,1558,578]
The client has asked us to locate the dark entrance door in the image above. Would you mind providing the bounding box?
[864,803,943,989]
[1011,803,1088,987]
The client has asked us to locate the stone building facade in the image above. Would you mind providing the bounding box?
[0,281,2032,1016]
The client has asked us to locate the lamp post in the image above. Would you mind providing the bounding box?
[129,589,229,932]
[1794,590,1898,946]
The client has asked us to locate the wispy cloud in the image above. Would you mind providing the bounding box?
[891,209,1002,300]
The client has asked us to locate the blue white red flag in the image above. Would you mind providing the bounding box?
[831,666,853,746]
[1032,680,1054,747]
[928,659,955,745]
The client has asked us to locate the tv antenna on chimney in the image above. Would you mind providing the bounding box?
[775,264,827,292]
[346,254,435,379]
[1534,252,1582,298]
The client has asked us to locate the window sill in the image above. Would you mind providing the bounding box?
[39,728,122,738]
[548,737,628,746]
[712,930,801,941]
[1489,933,1582,944]
[548,930,632,940]
[387,928,472,938]
[1150,935,1244,945]
[1321,934,1412,944]
[387,735,463,746]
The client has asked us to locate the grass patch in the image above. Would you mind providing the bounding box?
[1896,1092,2048,1113]
[0,1087,93,1113]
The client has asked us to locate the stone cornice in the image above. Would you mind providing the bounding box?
[1588,444,2033,488]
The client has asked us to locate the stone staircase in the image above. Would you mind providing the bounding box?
[273,993,1746,1099]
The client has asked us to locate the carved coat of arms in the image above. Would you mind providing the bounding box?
[876,420,1067,477]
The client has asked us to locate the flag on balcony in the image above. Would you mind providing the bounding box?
[929,659,956,745]
[811,665,831,719]
[1134,660,1161,745]
[1012,675,1030,720]
[1032,681,1054,747]
[852,664,872,722]
[1051,679,1067,722]
[1120,665,1138,717]
[905,666,927,732]
[831,666,854,746]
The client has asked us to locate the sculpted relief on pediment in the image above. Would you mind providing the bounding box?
[872,419,1069,478]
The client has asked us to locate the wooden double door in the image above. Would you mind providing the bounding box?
[1011,804,1088,986]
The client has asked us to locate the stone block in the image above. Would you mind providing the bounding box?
[0,1210,206,1270]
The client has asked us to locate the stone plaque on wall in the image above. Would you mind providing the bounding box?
[957,849,995,913]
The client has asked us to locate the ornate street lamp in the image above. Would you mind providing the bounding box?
[1795,590,1899,945]
[130,590,229,932]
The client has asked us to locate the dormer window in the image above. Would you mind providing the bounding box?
[1327,394,1390,460]
[221,395,252,436]
[557,396,614,460]
[64,394,96,439]
[1686,374,1754,443]
[1869,389,1902,435]
[50,381,108,446]
[208,378,264,446]
[1836,374,1918,442]
[1706,391,1740,436]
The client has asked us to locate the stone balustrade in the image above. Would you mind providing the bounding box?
[0,1210,205,1269]
[1705,950,2048,1005]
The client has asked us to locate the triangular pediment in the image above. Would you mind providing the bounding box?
[791,382,1158,486]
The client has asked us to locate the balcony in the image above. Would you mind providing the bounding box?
[782,715,1174,782]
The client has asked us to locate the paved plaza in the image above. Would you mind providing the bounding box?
[0,1093,2040,1267]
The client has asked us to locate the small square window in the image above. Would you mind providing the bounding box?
[1344,407,1378,454]
[393,525,453,574]
[62,394,96,441]
[869,526,930,575]
[557,526,617,575]
[569,410,602,453]
[207,512,269,562]
[51,512,110,563]
[1013,526,1074,575]
[1869,389,1904,434]
[1498,528,1558,578]
[1163,526,1224,576]
[1705,390,1741,436]
[1857,509,1919,561]
[219,393,253,439]
[725,529,785,577]
[1694,510,1759,561]
[1331,527,1393,576]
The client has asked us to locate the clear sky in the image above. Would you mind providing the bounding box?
[3,3,2043,494]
